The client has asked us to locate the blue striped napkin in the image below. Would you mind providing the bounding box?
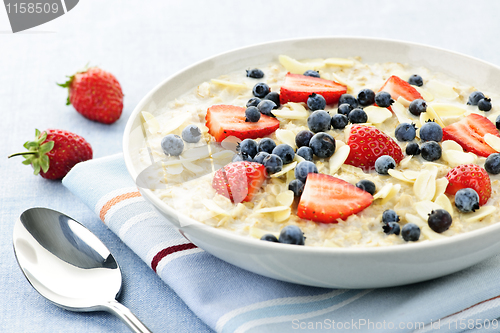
[62,154,500,333]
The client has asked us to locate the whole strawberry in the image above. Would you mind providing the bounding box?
[9,129,93,180]
[58,67,124,124]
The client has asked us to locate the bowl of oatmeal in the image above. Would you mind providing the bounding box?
[123,37,500,288]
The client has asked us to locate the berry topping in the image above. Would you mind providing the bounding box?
[331,114,349,129]
[408,99,427,116]
[295,130,315,148]
[309,132,336,158]
[357,89,375,106]
[348,108,368,124]
[445,164,491,206]
[161,134,184,156]
[246,97,261,108]
[263,92,281,108]
[454,188,480,213]
[288,179,305,197]
[245,106,261,122]
[279,225,305,245]
[262,154,283,174]
[478,98,492,111]
[485,153,500,174]
[260,234,278,242]
[253,151,269,164]
[253,83,270,98]
[355,179,376,195]
[374,91,394,108]
[257,99,276,117]
[378,75,423,102]
[205,105,279,142]
[303,70,320,78]
[375,155,396,175]
[427,209,452,233]
[238,139,258,158]
[405,142,421,156]
[258,138,277,154]
[442,113,500,157]
[297,173,373,223]
[296,146,314,161]
[345,125,404,172]
[212,161,267,203]
[307,93,327,111]
[408,74,424,87]
[279,73,347,105]
[338,94,358,108]
[419,121,443,142]
[467,91,486,106]
[395,123,417,141]
[295,161,318,183]
[182,125,202,143]
[272,144,295,164]
[382,209,400,223]
[337,103,353,116]
[307,110,331,133]
[382,222,400,235]
[246,68,264,79]
[420,141,442,161]
[401,223,420,242]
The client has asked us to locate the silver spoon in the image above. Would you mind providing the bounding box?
[13,207,152,333]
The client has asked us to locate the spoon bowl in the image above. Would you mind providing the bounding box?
[13,207,151,333]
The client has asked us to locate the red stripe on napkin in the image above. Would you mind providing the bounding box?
[151,243,198,272]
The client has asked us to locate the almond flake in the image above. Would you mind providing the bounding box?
[181,160,204,173]
[161,113,191,135]
[255,206,290,213]
[381,184,401,204]
[397,96,411,108]
[442,140,463,152]
[415,200,443,221]
[388,169,414,183]
[434,178,449,201]
[484,133,500,152]
[324,57,355,67]
[392,100,414,124]
[211,150,235,160]
[286,168,295,187]
[141,111,160,134]
[329,145,350,174]
[373,183,394,200]
[364,106,393,124]
[276,191,294,207]
[211,79,247,90]
[271,161,297,178]
[464,206,496,223]
[276,129,297,149]
[434,193,454,216]
[272,108,309,120]
[402,170,420,180]
[421,225,447,240]
[294,154,306,163]
[430,103,466,117]
[335,140,346,149]
[425,105,445,127]
[286,102,307,113]
[274,208,291,222]
[165,163,184,175]
[405,213,427,228]
[425,80,459,99]
[414,86,434,101]
[202,199,229,216]
[279,55,325,74]
[182,146,210,160]
[399,155,413,167]
[413,170,436,201]
[442,150,477,167]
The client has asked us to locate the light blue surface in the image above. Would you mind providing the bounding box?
[2,1,500,332]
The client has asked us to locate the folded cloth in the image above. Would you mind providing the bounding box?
[63,154,500,333]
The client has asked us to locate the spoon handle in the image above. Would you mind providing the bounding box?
[104,300,153,333]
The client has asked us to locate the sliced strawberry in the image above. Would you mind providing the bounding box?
[445,164,491,206]
[344,125,404,172]
[442,114,500,157]
[378,75,422,102]
[297,173,373,223]
[212,162,267,203]
[206,105,279,142]
[279,73,347,105]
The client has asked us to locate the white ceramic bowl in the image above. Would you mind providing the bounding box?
[123,37,500,288]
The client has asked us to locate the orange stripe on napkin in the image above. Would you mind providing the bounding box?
[99,191,142,221]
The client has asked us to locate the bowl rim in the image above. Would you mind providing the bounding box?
[123,36,500,256]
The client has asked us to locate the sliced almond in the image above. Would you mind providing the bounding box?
[294,154,306,163]
[425,105,445,127]
[402,170,420,180]
[434,178,449,201]
[329,145,350,175]
[425,80,459,100]
[181,160,204,173]
[182,146,211,160]
[278,55,325,74]
[415,200,443,221]
[255,206,291,213]
[373,183,394,200]
[196,82,211,98]
[413,170,436,201]
[161,113,191,135]
[397,96,411,108]
[364,106,393,124]
[464,206,496,223]
[421,225,447,240]
[434,193,454,216]
[276,191,294,207]
[272,108,309,120]
[399,155,413,167]
[392,100,414,124]
[286,168,295,187]
[405,213,426,228]
[484,133,500,152]
[275,129,297,149]
[381,184,401,204]
[329,72,351,88]
[414,86,434,102]
[286,102,308,113]
[442,140,463,152]
[335,140,346,149]
[388,169,414,183]
[202,199,229,216]
[271,161,297,178]
[430,103,467,117]
[165,163,184,175]
[211,150,235,160]
[442,150,477,167]
[211,79,247,90]
[141,111,160,134]
[323,57,355,67]
[274,208,291,222]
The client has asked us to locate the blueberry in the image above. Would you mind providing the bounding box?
[406,142,421,156]
[257,100,276,117]
[427,209,453,233]
[401,223,420,242]
[295,161,318,183]
[409,99,427,116]
[307,93,326,111]
[420,141,442,161]
[382,222,401,235]
[382,209,400,223]
[395,123,417,142]
[278,225,305,245]
[337,103,353,116]
[309,132,336,158]
[419,121,442,142]
[246,68,264,79]
[307,110,331,133]
[356,179,376,195]
[252,82,270,98]
[357,89,375,106]
[303,70,320,78]
[478,98,492,111]
[260,234,278,242]
[296,146,314,161]
[258,138,276,154]
[295,130,314,148]
[181,125,202,143]
[161,134,184,156]
[331,114,349,129]
[374,91,393,108]
[288,179,305,197]
[233,153,253,162]
[253,151,269,164]
[467,91,485,106]
[408,74,423,87]
[245,106,261,122]
[338,94,358,108]
[262,154,283,174]
[374,155,396,175]
[454,188,480,213]
[263,92,280,108]
[348,108,368,124]
[485,153,500,174]
[272,144,295,164]
[238,139,258,158]
[496,115,500,130]
[246,97,261,108]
